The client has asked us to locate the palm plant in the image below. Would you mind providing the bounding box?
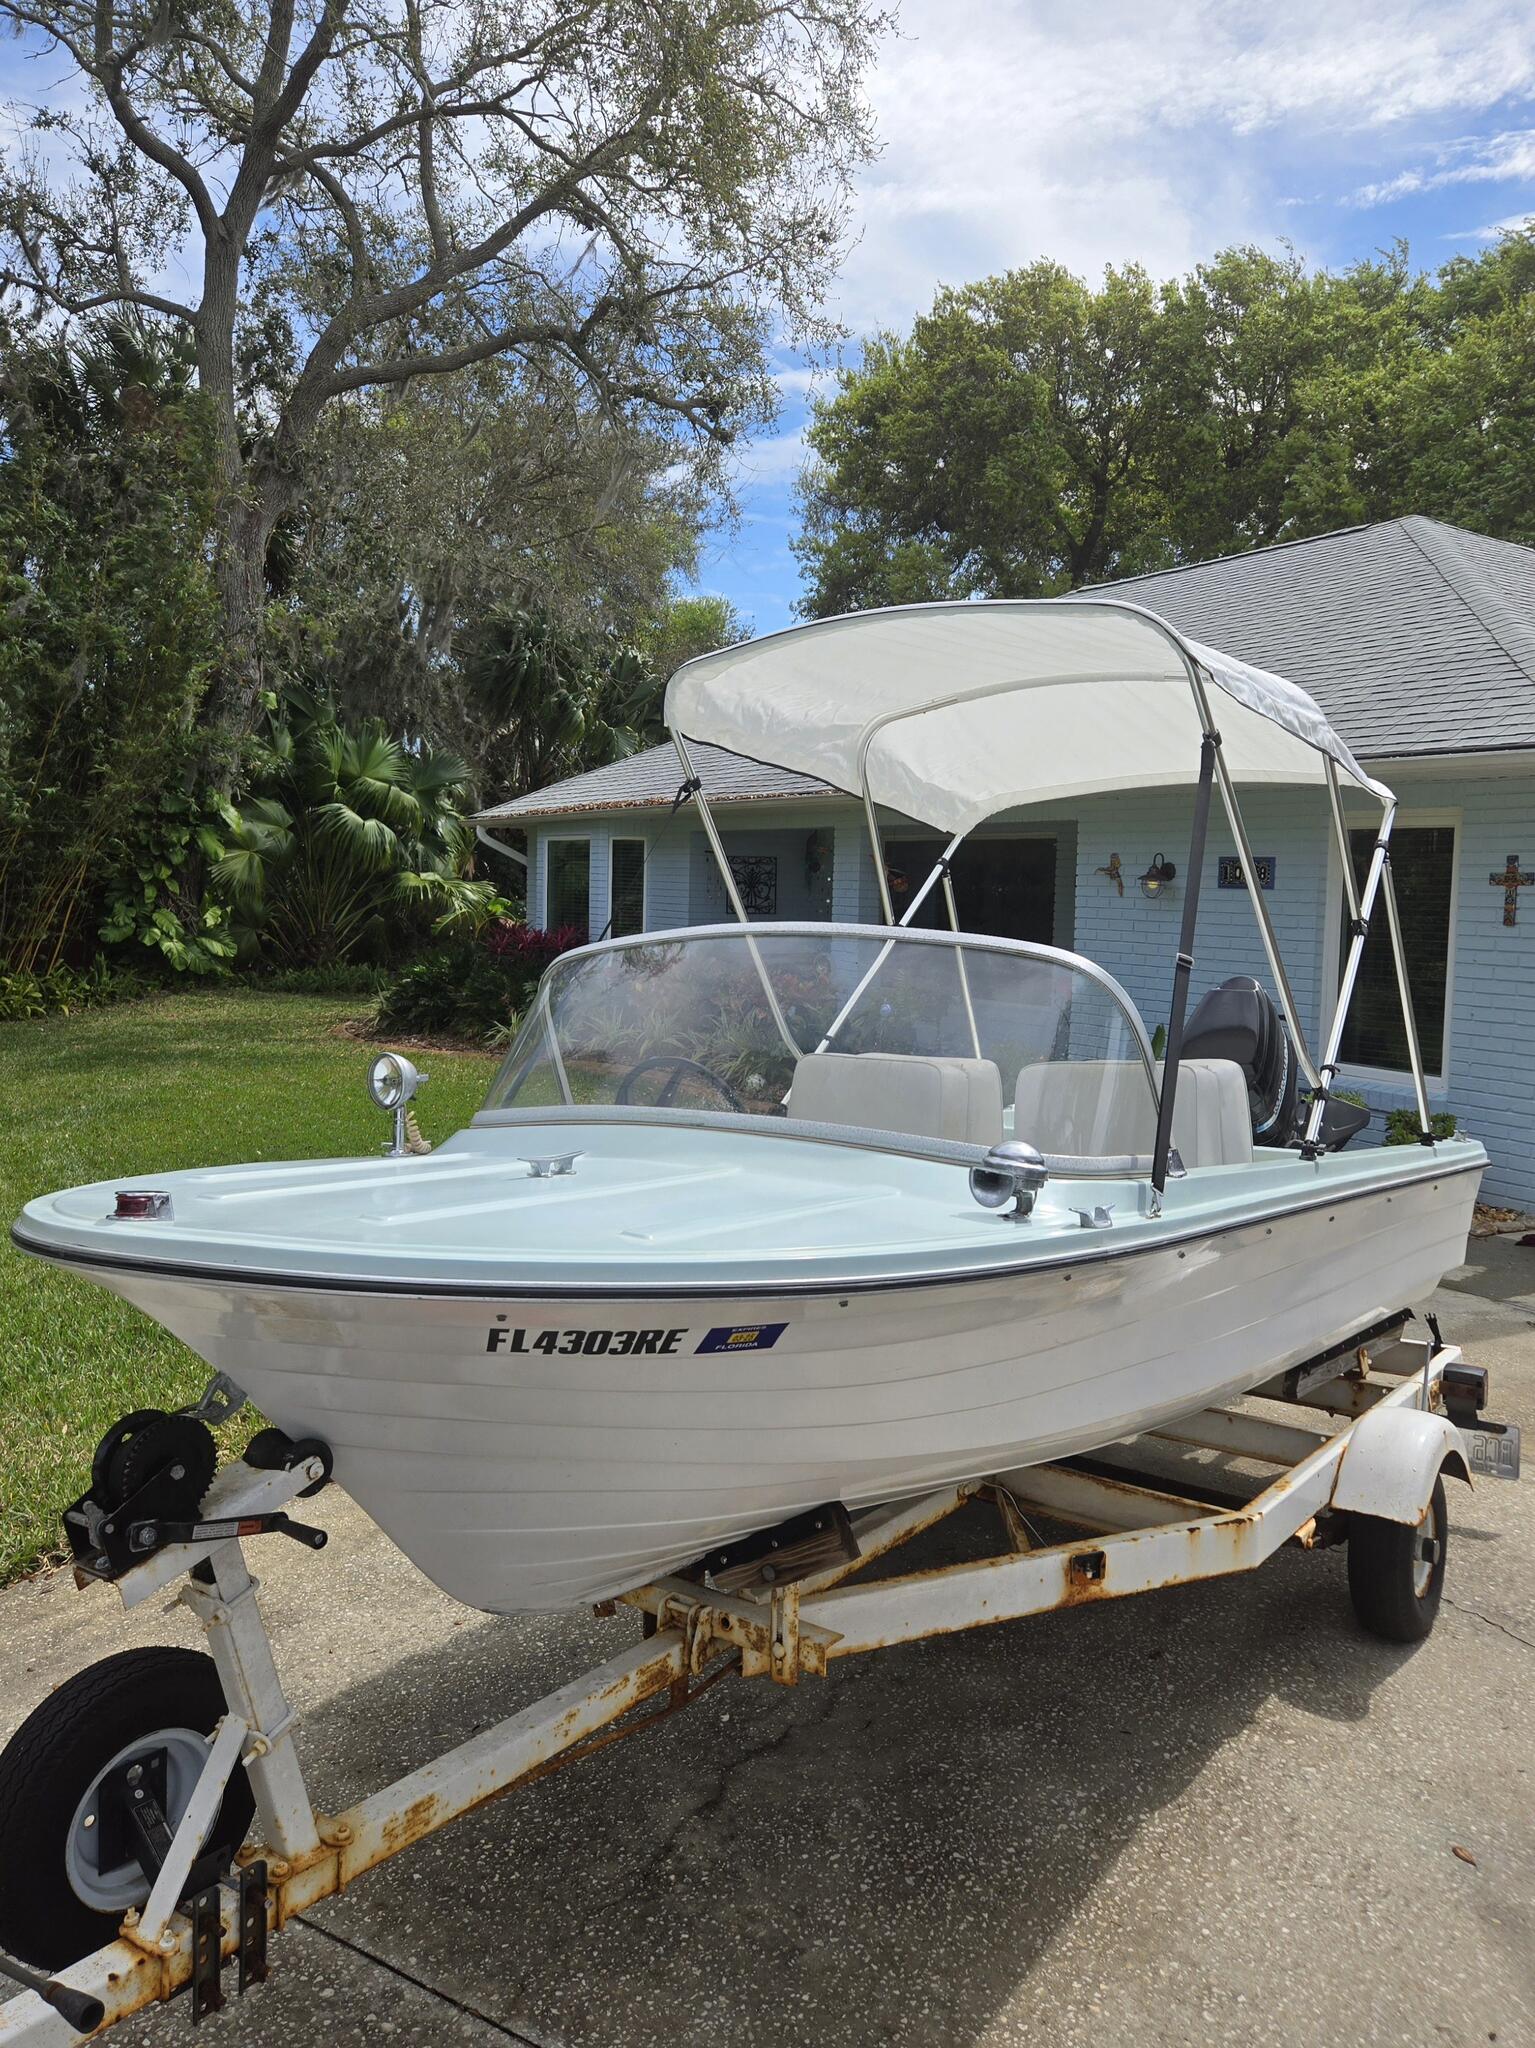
[215,687,479,964]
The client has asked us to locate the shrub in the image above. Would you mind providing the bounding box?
[0,961,146,1022]
[1384,1107,1457,1145]
[248,963,394,998]
[372,924,584,1045]
[483,921,586,1000]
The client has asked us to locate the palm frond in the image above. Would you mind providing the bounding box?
[313,801,398,872]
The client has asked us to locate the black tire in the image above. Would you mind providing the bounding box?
[0,1646,255,1969]
[1347,1475,1449,1644]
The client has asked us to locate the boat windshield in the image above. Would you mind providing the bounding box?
[481,925,1160,1166]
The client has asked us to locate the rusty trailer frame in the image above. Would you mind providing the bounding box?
[0,1333,1472,2043]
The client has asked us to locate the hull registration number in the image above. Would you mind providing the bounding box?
[485,1323,788,1357]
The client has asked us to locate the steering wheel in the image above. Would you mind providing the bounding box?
[614,1056,746,1113]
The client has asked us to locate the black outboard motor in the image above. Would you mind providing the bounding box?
[1180,975,1299,1148]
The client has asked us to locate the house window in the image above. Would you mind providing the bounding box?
[546,838,591,937]
[1340,825,1455,1075]
[610,839,646,937]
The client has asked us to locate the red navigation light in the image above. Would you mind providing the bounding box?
[114,1190,173,1220]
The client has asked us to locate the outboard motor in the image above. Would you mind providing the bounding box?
[1180,975,1299,1148]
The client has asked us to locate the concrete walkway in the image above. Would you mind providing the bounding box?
[3,1246,1533,2048]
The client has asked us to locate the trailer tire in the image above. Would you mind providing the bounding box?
[1347,1475,1448,1644]
[0,1645,255,1970]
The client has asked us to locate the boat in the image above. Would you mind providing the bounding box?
[14,600,1486,1615]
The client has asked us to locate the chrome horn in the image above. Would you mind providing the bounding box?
[969,1140,1048,1220]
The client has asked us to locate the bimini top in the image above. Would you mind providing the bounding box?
[665,599,1390,836]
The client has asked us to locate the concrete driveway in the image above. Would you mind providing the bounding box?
[3,1245,1533,2048]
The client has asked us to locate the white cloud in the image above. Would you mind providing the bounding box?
[1350,128,1535,206]
[729,428,808,488]
[824,1,1535,332]
[1456,209,1535,240]
[772,365,827,400]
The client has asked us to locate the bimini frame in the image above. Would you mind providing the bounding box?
[669,603,1435,1185]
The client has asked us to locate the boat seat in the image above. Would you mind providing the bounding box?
[1157,1057,1254,1169]
[787,1052,1003,1146]
[1011,1057,1253,1167]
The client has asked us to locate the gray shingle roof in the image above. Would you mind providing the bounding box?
[477,517,1535,821]
[1091,516,1535,758]
[476,738,838,823]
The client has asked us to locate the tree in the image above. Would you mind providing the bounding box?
[796,262,1171,610]
[0,313,221,971]
[272,348,717,752]
[1,0,889,741]
[463,608,662,802]
[795,234,1535,617]
[1285,231,1535,540]
[636,590,751,678]
[1155,245,1355,562]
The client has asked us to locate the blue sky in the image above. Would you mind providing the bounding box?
[701,0,1535,635]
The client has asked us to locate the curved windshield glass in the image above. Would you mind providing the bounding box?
[481,925,1159,1165]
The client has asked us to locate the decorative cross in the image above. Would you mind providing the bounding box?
[1490,853,1533,927]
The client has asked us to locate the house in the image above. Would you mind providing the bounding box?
[475,516,1535,1209]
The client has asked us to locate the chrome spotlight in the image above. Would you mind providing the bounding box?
[969,1140,1048,1219]
[369,1052,427,1157]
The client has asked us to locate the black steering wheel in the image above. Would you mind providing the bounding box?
[614,1056,746,1113]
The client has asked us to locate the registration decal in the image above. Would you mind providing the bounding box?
[486,1327,687,1355]
[696,1324,788,1354]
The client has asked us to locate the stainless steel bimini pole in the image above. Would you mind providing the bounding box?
[671,732,802,1058]
[1187,671,1323,1095]
[859,770,896,922]
[1151,732,1218,1201]
[940,869,984,1059]
[1313,768,1434,1147]
[810,833,969,1056]
[1380,858,1435,1139]
[1324,758,1361,926]
[1302,795,1399,1153]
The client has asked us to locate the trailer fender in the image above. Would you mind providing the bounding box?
[1331,1407,1471,1526]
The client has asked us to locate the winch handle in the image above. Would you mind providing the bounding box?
[0,1952,105,2034]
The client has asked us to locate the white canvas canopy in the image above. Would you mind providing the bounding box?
[665,599,1389,837]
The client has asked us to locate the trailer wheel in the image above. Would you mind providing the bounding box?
[0,1646,255,1970]
[1347,1475,1448,1644]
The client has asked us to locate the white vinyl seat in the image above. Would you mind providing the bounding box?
[1012,1056,1253,1167]
[788,1052,1004,1147]
[1157,1057,1253,1168]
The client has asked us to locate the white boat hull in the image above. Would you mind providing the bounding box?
[75,1160,1480,1612]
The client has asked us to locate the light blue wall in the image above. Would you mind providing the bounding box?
[1066,785,1334,1049]
[1352,772,1534,1210]
[687,828,837,922]
[526,772,1534,1205]
[1040,773,1535,1208]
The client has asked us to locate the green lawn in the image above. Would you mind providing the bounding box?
[0,991,494,1580]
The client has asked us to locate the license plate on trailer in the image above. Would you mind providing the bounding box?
[1461,1420,1521,1481]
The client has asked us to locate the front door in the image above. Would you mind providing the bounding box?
[886,837,1057,944]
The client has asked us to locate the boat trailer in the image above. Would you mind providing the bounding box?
[0,1326,1518,2042]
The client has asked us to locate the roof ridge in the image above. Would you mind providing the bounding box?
[1399,520,1535,686]
[1400,513,1535,565]
[1086,522,1374,593]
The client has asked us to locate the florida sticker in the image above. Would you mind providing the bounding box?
[697,1324,787,1354]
